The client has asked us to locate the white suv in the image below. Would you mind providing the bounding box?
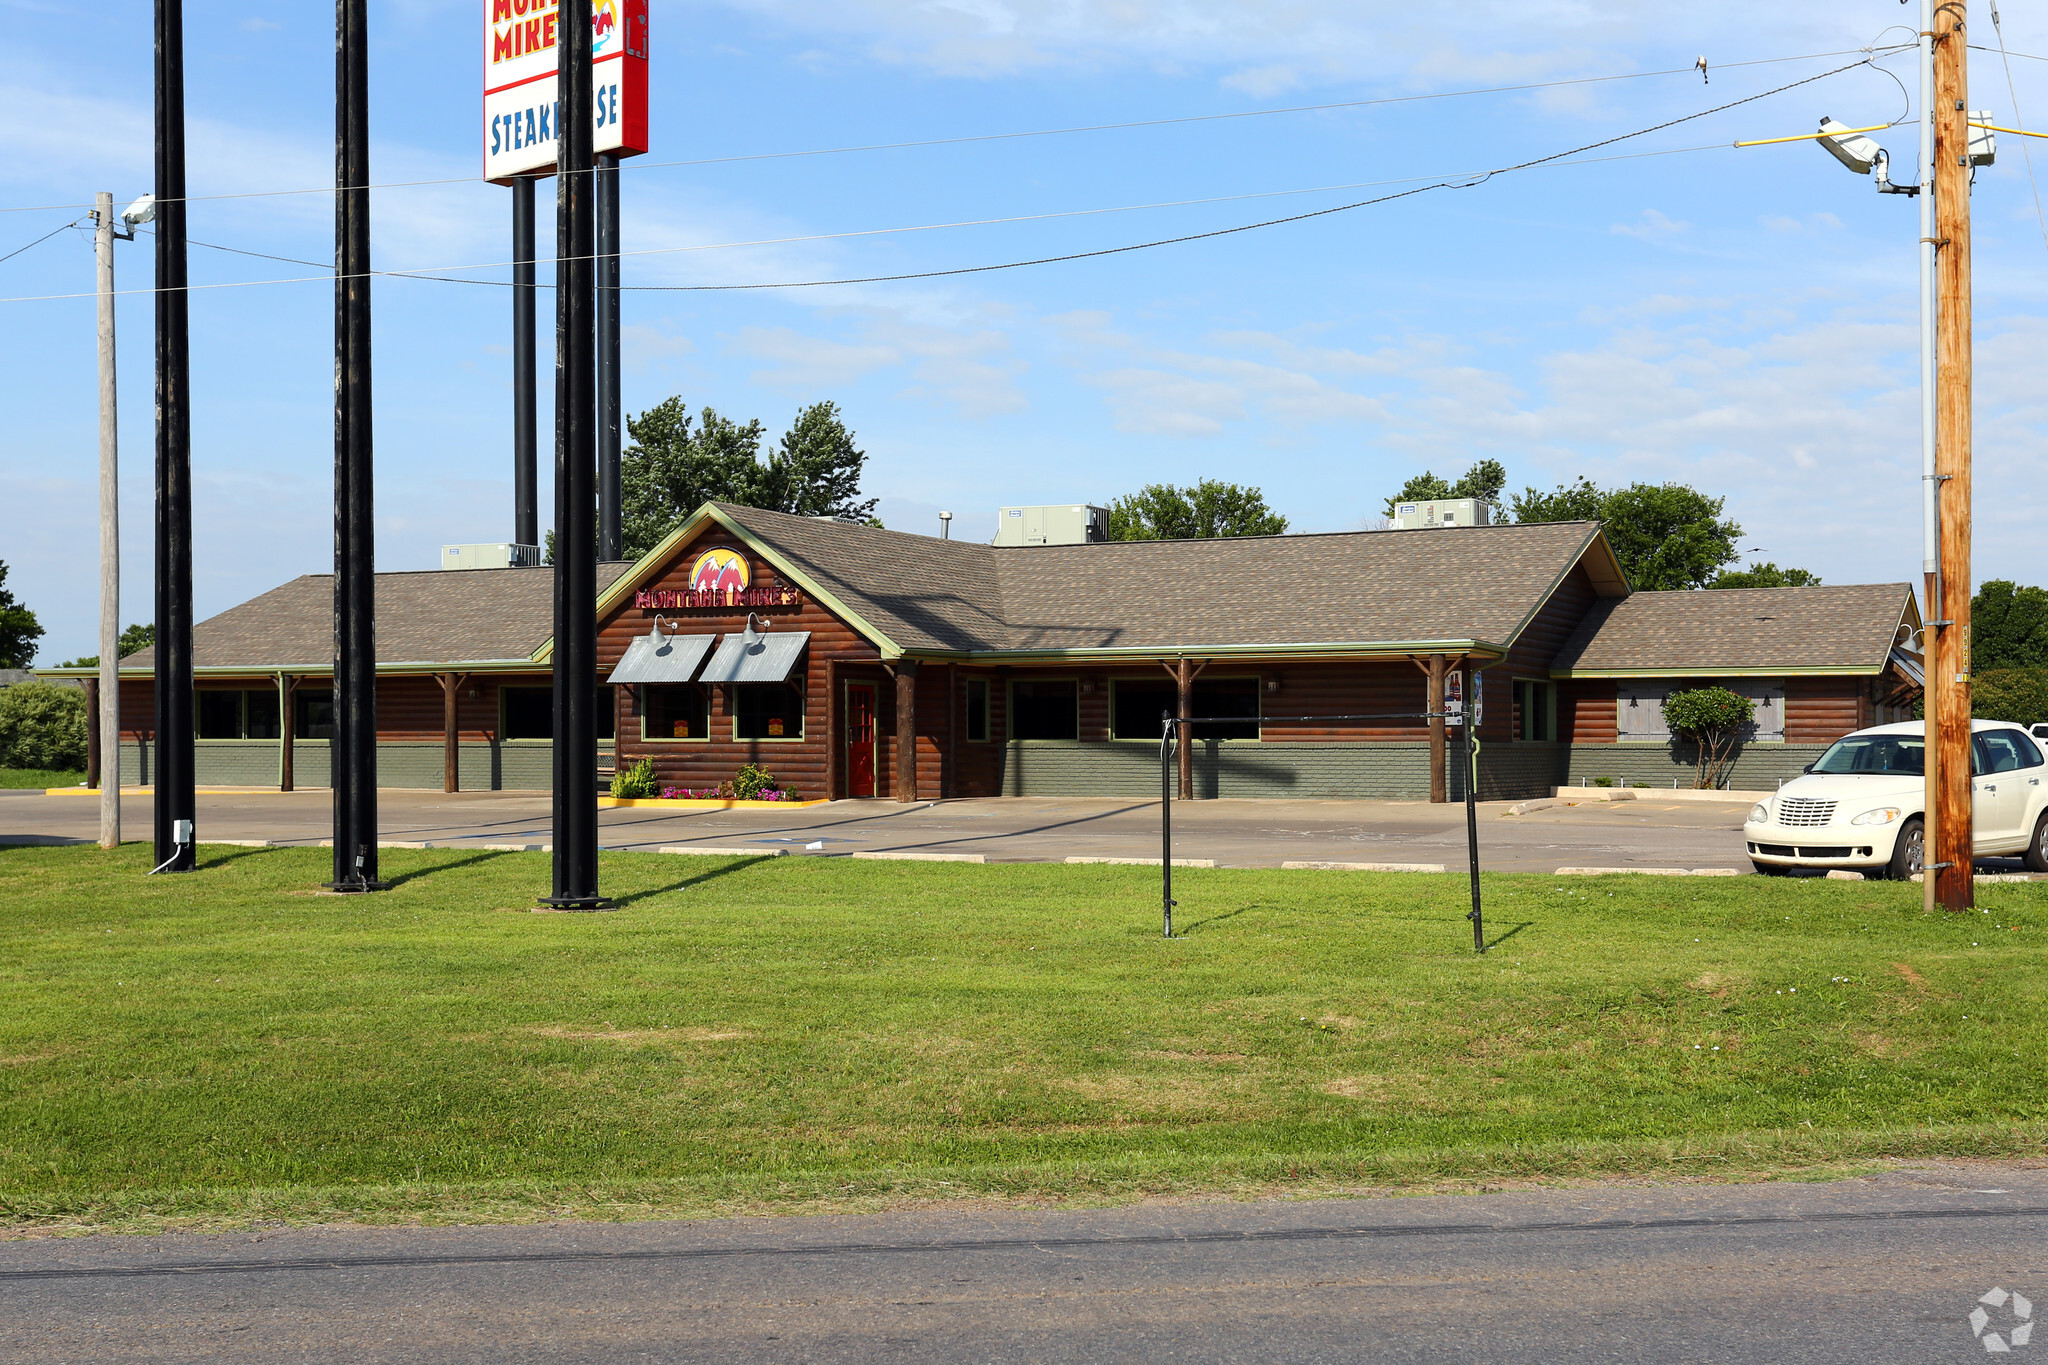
[1742,720,2048,879]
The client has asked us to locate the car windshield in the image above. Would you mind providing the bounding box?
[1811,735,1925,776]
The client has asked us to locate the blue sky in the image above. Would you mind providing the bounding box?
[5,0,2048,664]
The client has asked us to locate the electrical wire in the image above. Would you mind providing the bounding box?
[1988,1,2048,259]
[0,43,1910,216]
[0,215,88,266]
[0,55,1884,303]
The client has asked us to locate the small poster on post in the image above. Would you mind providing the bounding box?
[1444,670,1463,726]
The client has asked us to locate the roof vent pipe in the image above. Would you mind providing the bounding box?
[939,511,953,540]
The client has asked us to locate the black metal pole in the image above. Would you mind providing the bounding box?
[1464,663,1484,952]
[513,175,537,548]
[153,0,195,873]
[595,152,621,562]
[546,0,606,909]
[1161,711,1174,937]
[329,0,382,892]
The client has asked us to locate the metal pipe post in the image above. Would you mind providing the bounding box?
[595,152,621,561]
[513,176,538,548]
[153,0,195,873]
[545,0,606,908]
[1463,663,1484,952]
[95,192,121,848]
[1160,712,1174,937]
[330,0,382,891]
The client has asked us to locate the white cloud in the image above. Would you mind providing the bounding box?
[1220,65,1302,98]
[1610,208,1687,240]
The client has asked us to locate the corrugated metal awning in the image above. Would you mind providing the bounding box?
[1889,646,1926,687]
[607,633,716,684]
[700,629,811,684]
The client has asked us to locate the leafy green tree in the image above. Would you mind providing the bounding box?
[1513,480,1741,591]
[1107,480,1288,541]
[1662,686,1756,790]
[608,398,878,561]
[1969,666,2048,725]
[1709,562,1822,589]
[58,623,156,670]
[1509,476,1607,524]
[0,681,87,769]
[0,561,44,669]
[1971,580,2048,671]
[1382,459,1506,516]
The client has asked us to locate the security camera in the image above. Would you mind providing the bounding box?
[121,194,156,226]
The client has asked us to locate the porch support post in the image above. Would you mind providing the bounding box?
[1428,654,1447,804]
[893,660,919,802]
[278,672,295,791]
[439,671,467,793]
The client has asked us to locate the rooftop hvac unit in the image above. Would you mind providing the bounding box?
[1390,498,1493,530]
[993,504,1109,546]
[441,543,543,570]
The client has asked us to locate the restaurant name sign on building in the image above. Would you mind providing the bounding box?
[483,0,649,185]
[633,549,803,610]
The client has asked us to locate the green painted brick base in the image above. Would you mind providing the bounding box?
[119,740,611,791]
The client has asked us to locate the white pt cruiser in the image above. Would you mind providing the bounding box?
[1743,720,2048,879]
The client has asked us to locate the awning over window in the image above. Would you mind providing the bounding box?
[607,632,716,684]
[1889,646,1926,687]
[700,629,811,684]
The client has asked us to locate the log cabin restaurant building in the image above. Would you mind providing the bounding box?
[66,502,1926,802]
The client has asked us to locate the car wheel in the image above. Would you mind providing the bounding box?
[2026,811,2048,874]
[1751,861,1791,877]
[1887,817,1925,882]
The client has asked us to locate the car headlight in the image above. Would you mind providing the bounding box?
[1850,807,1903,826]
[1749,803,1769,824]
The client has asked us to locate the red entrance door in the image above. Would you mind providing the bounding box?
[846,683,877,797]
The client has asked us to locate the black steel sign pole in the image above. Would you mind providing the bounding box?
[595,152,622,563]
[329,0,383,892]
[152,0,195,873]
[512,176,537,548]
[1463,662,1485,952]
[1160,711,1175,937]
[545,0,607,909]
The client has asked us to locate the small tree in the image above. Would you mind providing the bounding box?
[0,682,88,771]
[1662,686,1756,790]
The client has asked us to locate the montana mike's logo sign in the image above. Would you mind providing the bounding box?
[483,0,648,184]
[633,549,803,610]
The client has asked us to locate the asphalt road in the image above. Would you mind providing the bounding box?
[1,789,1759,873]
[4,1164,2043,1363]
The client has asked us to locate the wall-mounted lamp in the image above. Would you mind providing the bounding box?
[1264,676,1281,694]
[1079,679,1095,695]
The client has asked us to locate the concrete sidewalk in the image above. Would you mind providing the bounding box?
[1,788,1759,873]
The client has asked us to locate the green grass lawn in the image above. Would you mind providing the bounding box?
[1,843,2043,1234]
[0,768,84,790]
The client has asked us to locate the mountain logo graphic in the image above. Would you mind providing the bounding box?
[689,549,750,597]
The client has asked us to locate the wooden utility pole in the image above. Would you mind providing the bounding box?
[1931,0,1975,910]
[94,190,120,849]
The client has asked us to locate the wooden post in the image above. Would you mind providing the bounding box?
[1932,1,1974,910]
[85,678,102,789]
[439,671,467,793]
[894,660,919,802]
[824,660,840,801]
[279,674,295,792]
[946,663,957,800]
[1166,658,1207,800]
[1428,654,1447,803]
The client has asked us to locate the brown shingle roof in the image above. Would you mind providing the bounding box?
[122,563,633,673]
[1550,584,1917,675]
[718,504,1616,655]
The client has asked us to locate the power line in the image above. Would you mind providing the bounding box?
[0,56,1880,304]
[0,215,88,266]
[1987,2,2048,260]
[0,44,1911,216]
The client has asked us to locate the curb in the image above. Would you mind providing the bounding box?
[652,846,787,858]
[1554,866,1742,877]
[851,851,985,863]
[1065,856,1217,868]
[1280,860,1447,873]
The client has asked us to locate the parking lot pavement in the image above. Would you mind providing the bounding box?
[1,788,1758,872]
[4,1163,2043,1363]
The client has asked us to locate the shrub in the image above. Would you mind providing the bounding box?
[732,763,777,800]
[0,682,87,770]
[610,757,659,799]
[1662,686,1756,790]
